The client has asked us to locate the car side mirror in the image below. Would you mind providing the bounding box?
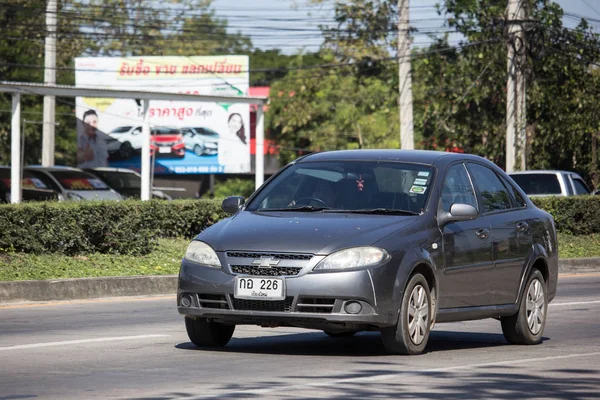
[222,196,245,214]
[438,203,479,226]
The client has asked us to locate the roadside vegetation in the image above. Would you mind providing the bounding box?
[0,231,598,282]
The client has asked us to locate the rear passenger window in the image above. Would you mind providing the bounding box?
[500,175,526,208]
[572,178,590,195]
[467,163,512,213]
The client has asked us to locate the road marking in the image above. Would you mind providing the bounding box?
[0,295,176,309]
[550,300,600,307]
[0,334,170,351]
[195,351,600,398]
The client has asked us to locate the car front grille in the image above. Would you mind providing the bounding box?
[297,297,336,314]
[231,265,302,276]
[227,251,313,261]
[197,293,230,309]
[231,296,294,312]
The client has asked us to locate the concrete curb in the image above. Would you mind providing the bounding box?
[0,259,598,304]
[558,257,600,274]
[0,275,177,304]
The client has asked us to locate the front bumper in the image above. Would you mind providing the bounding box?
[177,258,398,330]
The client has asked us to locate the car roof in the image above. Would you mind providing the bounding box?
[85,167,139,174]
[25,166,83,172]
[508,170,582,176]
[296,149,487,166]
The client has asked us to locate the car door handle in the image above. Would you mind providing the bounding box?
[476,228,489,239]
[516,221,529,232]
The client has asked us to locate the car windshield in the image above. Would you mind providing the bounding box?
[91,171,140,190]
[152,127,180,136]
[48,171,110,191]
[510,173,561,195]
[194,127,219,136]
[246,161,434,213]
[0,170,50,190]
[110,126,132,134]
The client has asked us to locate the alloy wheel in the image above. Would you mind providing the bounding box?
[407,285,429,345]
[526,279,545,335]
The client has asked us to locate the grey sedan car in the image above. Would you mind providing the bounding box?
[178,150,558,355]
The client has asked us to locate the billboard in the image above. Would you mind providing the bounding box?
[74,56,251,174]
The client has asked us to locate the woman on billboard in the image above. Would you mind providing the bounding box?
[218,112,250,173]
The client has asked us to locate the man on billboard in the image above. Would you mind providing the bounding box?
[77,109,109,168]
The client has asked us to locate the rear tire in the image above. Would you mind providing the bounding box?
[185,317,235,347]
[501,269,547,345]
[381,273,431,355]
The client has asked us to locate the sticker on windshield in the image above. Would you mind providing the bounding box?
[409,185,427,194]
[417,171,430,177]
[413,178,428,186]
[88,179,109,189]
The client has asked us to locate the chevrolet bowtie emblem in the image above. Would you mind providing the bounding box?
[251,257,281,268]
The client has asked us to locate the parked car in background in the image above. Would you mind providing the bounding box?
[0,166,57,203]
[181,127,219,156]
[178,150,558,355]
[508,170,594,197]
[151,127,185,158]
[84,167,172,200]
[25,166,122,201]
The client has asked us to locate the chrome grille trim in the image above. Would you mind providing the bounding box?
[231,265,302,276]
[227,251,313,261]
[231,296,294,312]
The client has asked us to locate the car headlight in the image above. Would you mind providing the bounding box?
[314,247,389,271]
[66,192,84,201]
[184,241,221,267]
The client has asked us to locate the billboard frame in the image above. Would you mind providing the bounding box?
[0,81,268,203]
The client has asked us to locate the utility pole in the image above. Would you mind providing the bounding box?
[42,0,57,167]
[398,0,414,150]
[506,0,527,172]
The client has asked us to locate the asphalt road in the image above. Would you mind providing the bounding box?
[1,274,599,400]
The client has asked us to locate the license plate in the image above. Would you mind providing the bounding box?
[159,147,171,154]
[234,277,285,300]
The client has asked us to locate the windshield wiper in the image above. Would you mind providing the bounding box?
[258,205,332,212]
[326,208,419,215]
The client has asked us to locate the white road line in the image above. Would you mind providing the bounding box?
[196,351,600,398]
[0,334,170,351]
[550,300,600,307]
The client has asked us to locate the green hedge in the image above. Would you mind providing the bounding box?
[0,199,227,255]
[532,196,600,236]
[1,196,598,256]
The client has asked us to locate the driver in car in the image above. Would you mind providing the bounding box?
[289,179,337,207]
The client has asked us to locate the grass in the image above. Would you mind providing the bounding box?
[558,233,600,259]
[0,238,189,282]
[0,234,599,282]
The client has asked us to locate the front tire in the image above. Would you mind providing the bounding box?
[381,273,431,355]
[193,144,204,156]
[501,269,547,345]
[185,317,235,347]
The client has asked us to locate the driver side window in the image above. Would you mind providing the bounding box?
[442,164,477,213]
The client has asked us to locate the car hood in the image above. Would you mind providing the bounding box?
[67,190,122,201]
[197,211,417,255]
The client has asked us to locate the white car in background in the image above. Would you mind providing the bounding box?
[107,125,143,158]
[181,127,219,156]
[508,170,597,197]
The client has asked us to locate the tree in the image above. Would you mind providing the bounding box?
[268,0,402,164]
[419,0,600,182]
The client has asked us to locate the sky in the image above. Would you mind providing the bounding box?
[209,0,599,54]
